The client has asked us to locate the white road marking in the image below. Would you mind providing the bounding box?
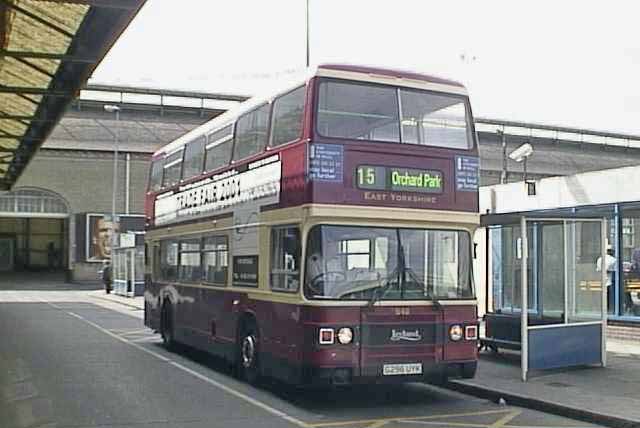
[44,302,308,428]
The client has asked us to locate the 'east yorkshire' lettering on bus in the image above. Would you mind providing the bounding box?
[154,155,281,225]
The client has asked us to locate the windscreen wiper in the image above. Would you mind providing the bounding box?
[403,266,442,311]
[368,267,399,307]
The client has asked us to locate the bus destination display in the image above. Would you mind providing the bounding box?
[356,165,443,194]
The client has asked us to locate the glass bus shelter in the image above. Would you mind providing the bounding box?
[483,216,607,381]
[112,232,145,297]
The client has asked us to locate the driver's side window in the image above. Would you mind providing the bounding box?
[270,226,301,292]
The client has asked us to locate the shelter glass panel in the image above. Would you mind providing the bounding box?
[567,221,604,322]
[620,210,640,316]
[539,222,565,317]
[490,225,535,313]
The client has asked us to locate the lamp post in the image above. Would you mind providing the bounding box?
[497,129,507,184]
[104,104,120,254]
[305,0,310,67]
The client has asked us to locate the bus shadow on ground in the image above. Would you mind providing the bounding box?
[151,341,477,415]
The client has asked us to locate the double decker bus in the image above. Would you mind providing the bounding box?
[144,64,480,386]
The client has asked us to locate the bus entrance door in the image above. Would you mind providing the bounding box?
[359,305,440,380]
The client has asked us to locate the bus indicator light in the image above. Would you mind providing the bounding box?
[319,328,335,345]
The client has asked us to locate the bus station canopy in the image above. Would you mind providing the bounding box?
[0,0,146,190]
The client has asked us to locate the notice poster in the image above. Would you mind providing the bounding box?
[83,214,144,262]
[233,255,259,287]
[455,156,479,191]
[309,143,343,182]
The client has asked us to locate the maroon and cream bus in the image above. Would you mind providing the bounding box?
[144,64,480,386]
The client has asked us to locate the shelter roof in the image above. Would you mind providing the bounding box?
[0,0,146,190]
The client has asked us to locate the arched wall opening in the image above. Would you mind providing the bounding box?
[0,188,70,273]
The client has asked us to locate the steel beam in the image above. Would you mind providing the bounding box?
[0,49,99,64]
[27,0,142,10]
[0,85,73,97]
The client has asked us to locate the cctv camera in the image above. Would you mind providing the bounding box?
[508,143,533,162]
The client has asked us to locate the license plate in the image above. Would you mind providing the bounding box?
[383,363,423,376]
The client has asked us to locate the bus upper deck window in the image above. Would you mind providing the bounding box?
[399,89,471,149]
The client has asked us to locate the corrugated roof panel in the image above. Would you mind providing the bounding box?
[6,5,71,54]
[0,93,39,116]
[0,139,20,150]
[18,1,88,36]
[0,57,52,88]
[26,58,60,76]
[0,119,28,136]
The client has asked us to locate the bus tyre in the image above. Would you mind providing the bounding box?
[237,321,260,385]
[160,301,176,350]
[462,362,477,379]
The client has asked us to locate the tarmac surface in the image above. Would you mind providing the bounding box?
[0,288,605,428]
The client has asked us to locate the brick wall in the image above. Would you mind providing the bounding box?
[607,324,640,342]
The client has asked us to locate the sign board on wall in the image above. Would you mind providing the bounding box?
[118,233,136,249]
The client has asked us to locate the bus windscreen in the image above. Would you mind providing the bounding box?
[304,225,473,301]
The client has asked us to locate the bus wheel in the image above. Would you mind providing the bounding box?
[237,321,260,384]
[160,301,176,350]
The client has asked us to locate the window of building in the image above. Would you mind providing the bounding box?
[204,125,233,172]
[182,136,205,180]
[162,149,183,188]
[149,159,164,191]
[160,239,178,281]
[270,227,301,291]
[270,86,305,147]
[202,235,228,285]
[233,104,270,161]
[178,239,201,282]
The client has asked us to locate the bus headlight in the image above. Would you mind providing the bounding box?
[449,324,463,341]
[337,327,353,345]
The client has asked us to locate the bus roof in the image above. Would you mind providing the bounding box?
[153,64,468,157]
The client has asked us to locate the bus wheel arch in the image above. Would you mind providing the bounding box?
[236,313,261,384]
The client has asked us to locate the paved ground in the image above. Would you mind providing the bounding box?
[0,291,603,428]
[453,349,640,427]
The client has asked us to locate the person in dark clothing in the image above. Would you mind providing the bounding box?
[102,261,112,294]
[47,242,57,271]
